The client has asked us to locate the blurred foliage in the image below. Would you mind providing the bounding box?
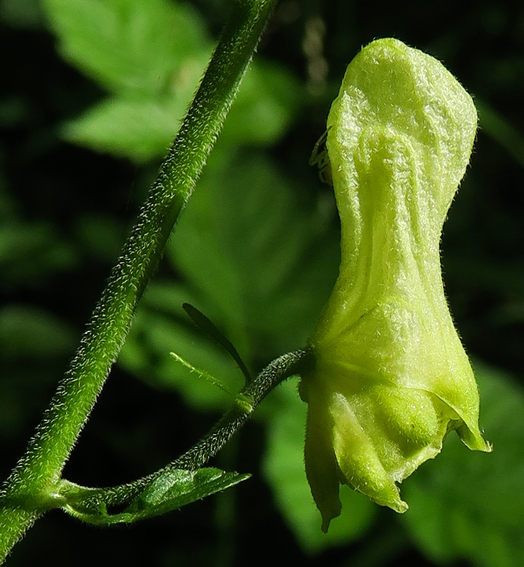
[1,0,524,566]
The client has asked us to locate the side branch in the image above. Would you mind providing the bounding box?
[171,349,311,471]
[56,349,311,524]
[0,0,279,561]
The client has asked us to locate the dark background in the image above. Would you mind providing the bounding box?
[1,1,523,566]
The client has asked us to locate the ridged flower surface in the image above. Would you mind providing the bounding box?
[300,38,491,532]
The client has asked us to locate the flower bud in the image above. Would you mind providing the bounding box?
[300,38,491,532]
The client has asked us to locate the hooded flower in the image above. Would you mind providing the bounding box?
[300,38,491,532]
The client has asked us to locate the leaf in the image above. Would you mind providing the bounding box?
[42,0,210,93]
[263,380,377,553]
[61,468,249,525]
[42,0,213,161]
[221,61,303,146]
[167,149,339,360]
[182,302,252,385]
[401,362,524,567]
[45,0,300,161]
[63,58,301,160]
[62,92,205,162]
[118,281,243,410]
[0,304,76,358]
[124,467,250,521]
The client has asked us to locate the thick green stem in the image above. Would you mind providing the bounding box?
[0,0,277,561]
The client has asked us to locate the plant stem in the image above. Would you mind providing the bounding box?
[58,350,311,522]
[169,349,309,471]
[0,0,278,561]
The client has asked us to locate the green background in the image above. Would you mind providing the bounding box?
[1,0,524,566]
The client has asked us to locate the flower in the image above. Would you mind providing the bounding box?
[300,38,491,532]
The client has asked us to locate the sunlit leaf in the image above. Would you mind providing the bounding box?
[42,0,209,93]
[62,92,204,162]
[167,149,338,359]
[221,61,303,146]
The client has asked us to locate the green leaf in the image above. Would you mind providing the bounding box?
[263,380,377,553]
[221,61,303,146]
[61,468,249,525]
[62,58,300,160]
[401,362,524,567]
[42,0,210,93]
[167,149,338,359]
[182,302,252,385]
[45,0,300,161]
[62,91,205,162]
[43,0,214,161]
[124,468,250,521]
[118,281,243,410]
[0,304,76,358]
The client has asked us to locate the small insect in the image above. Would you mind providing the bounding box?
[309,128,332,186]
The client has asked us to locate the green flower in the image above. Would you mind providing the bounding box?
[300,38,491,532]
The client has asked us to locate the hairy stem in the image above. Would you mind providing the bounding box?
[58,349,311,520]
[0,0,278,561]
[170,349,309,471]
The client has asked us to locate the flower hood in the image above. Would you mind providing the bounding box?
[300,38,491,532]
